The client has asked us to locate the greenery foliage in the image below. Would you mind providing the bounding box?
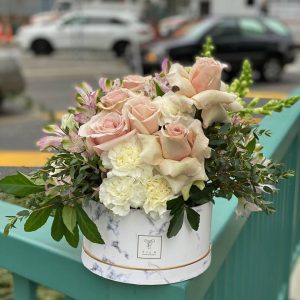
[0,38,298,246]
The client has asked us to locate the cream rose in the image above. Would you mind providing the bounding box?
[159,123,192,161]
[99,176,146,216]
[78,110,135,154]
[123,75,151,92]
[191,90,238,128]
[98,88,132,113]
[153,92,195,126]
[123,95,160,134]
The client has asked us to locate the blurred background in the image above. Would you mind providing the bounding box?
[0,0,300,299]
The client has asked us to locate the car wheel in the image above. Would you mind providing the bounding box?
[113,41,130,57]
[31,39,54,55]
[260,57,283,82]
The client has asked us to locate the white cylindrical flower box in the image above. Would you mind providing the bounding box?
[81,201,212,285]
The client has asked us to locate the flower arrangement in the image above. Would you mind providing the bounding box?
[1,41,299,248]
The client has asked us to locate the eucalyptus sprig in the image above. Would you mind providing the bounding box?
[165,120,295,236]
[0,152,105,247]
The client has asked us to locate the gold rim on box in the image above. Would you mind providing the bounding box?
[83,244,211,271]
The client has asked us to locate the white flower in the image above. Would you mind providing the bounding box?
[235,198,262,217]
[153,92,195,126]
[143,175,175,219]
[101,136,153,178]
[99,176,146,216]
[61,113,78,132]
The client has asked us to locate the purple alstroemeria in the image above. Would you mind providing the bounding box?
[75,84,97,108]
[161,58,171,74]
[43,124,65,136]
[99,77,121,93]
[36,136,64,150]
[62,134,85,153]
[154,74,171,94]
[152,58,172,95]
[74,106,97,124]
[99,77,108,92]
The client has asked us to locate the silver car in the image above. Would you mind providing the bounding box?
[0,50,25,107]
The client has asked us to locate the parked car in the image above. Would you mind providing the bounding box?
[29,0,142,25]
[158,15,190,37]
[0,50,25,108]
[16,10,153,57]
[29,0,72,25]
[142,16,296,81]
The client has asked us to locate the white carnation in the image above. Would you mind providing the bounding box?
[101,136,153,178]
[99,176,146,216]
[153,92,195,126]
[143,175,175,219]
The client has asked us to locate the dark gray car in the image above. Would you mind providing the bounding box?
[142,16,296,82]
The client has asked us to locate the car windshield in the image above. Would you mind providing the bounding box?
[263,18,290,36]
[170,20,201,38]
[170,18,214,39]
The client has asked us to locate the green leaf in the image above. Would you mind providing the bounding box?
[24,206,53,232]
[76,206,104,244]
[64,224,79,248]
[188,185,213,205]
[62,206,77,233]
[263,186,274,194]
[219,123,231,134]
[3,224,10,236]
[51,207,64,241]
[167,207,184,238]
[0,172,44,197]
[167,197,183,210]
[246,137,256,154]
[16,210,30,217]
[155,82,164,96]
[186,207,200,231]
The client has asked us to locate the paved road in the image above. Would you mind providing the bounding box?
[0,49,300,157]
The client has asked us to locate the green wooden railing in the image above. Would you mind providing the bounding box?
[0,88,300,300]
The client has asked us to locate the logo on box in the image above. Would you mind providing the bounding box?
[137,235,162,259]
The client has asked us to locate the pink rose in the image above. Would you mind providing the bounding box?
[123,75,151,92]
[167,59,224,97]
[123,96,160,134]
[98,88,132,113]
[189,57,223,93]
[138,120,211,193]
[159,123,192,161]
[78,111,135,154]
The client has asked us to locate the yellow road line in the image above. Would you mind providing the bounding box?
[247,91,287,99]
[0,151,53,167]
